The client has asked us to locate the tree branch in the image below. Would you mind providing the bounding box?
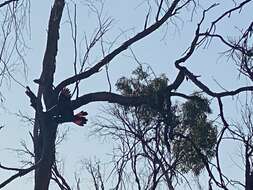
[0,160,41,189]
[0,0,18,8]
[51,163,71,190]
[39,0,65,109]
[71,92,149,110]
[179,66,253,98]
[54,0,183,94]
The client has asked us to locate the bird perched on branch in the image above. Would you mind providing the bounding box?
[56,88,88,126]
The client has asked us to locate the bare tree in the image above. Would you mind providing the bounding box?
[0,0,29,89]
[0,0,253,190]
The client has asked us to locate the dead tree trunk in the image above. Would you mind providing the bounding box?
[34,121,57,190]
[245,142,253,190]
[33,0,65,189]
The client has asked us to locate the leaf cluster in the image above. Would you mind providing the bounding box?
[115,67,217,175]
[116,66,169,124]
[173,94,217,175]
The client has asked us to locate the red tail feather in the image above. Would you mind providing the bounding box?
[73,111,88,126]
[73,118,84,126]
[75,111,88,117]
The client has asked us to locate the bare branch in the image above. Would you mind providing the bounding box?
[0,0,18,8]
[179,66,253,98]
[0,160,41,189]
[71,92,149,110]
[156,0,164,21]
[55,0,183,94]
[209,0,252,33]
[51,163,71,190]
[38,0,65,108]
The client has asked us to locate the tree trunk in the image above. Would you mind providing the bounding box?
[33,0,65,188]
[34,119,57,190]
[245,143,253,190]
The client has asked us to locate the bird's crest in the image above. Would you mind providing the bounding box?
[59,87,71,102]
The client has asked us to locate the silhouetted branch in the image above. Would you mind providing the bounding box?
[179,66,253,98]
[209,0,252,33]
[71,92,149,110]
[0,0,18,8]
[0,160,41,189]
[51,164,71,190]
[55,0,184,94]
[38,0,65,109]
[25,86,37,110]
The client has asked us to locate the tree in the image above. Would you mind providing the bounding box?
[0,0,253,190]
[0,0,29,96]
[94,67,217,189]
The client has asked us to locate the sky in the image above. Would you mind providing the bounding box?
[0,0,253,189]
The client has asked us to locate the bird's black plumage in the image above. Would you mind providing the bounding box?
[56,88,88,126]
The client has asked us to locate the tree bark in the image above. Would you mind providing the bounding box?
[245,143,253,190]
[34,121,57,190]
[33,0,65,189]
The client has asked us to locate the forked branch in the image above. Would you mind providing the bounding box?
[55,0,184,94]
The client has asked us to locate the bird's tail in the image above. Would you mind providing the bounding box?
[73,111,88,126]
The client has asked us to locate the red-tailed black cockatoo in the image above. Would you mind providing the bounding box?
[56,88,88,126]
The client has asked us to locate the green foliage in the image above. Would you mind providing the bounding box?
[115,66,217,175]
[116,66,168,97]
[116,66,169,125]
[173,94,217,175]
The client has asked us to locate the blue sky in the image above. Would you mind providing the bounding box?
[0,0,253,189]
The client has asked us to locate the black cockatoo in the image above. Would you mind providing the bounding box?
[56,88,88,126]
